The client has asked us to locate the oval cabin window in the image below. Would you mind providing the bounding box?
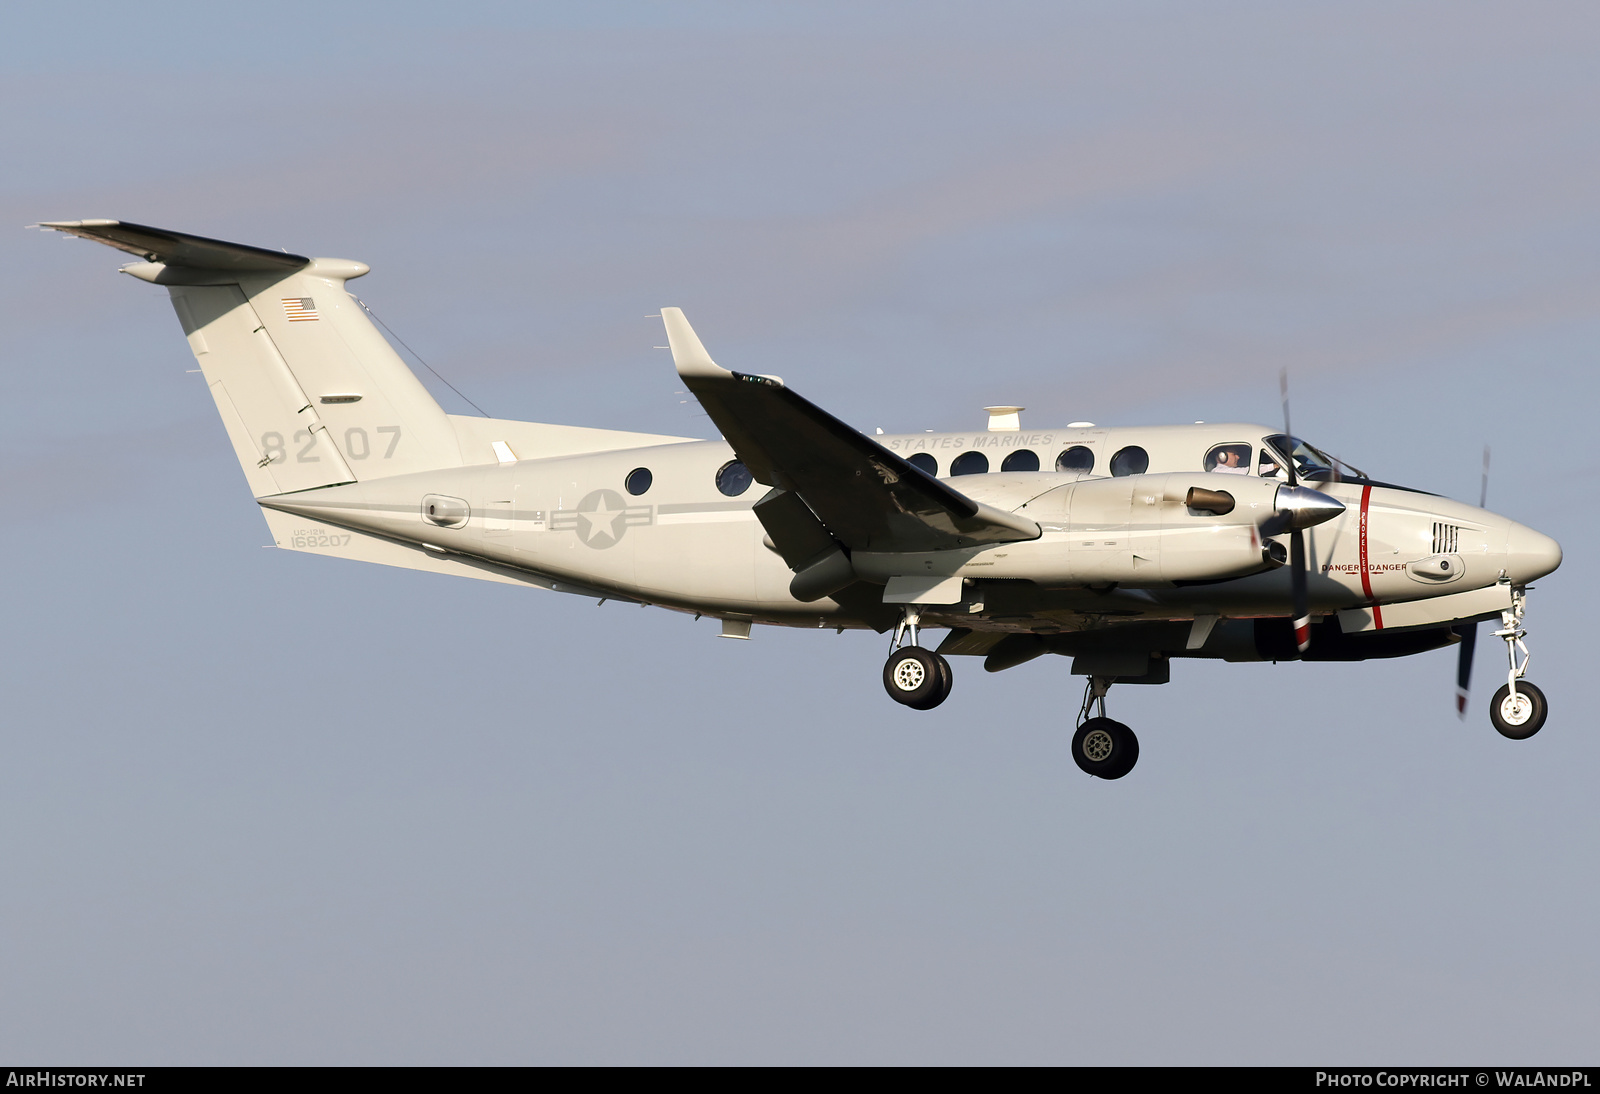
[716,460,753,497]
[950,451,989,476]
[906,452,938,476]
[1109,446,1149,477]
[1056,446,1094,474]
[1001,449,1039,472]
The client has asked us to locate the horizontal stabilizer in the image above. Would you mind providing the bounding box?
[259,507,632,601]
[42,218,466,498]
[38,220,309,272]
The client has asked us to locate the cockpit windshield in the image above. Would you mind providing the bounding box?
[1262,434,1348,482]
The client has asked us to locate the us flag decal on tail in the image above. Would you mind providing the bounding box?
[282,297,318,321]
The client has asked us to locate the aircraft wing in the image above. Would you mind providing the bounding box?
[662,308,1039,553]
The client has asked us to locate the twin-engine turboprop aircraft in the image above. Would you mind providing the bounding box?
[40,220,1563,779]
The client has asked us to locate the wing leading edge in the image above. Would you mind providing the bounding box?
[662,308,1039,556]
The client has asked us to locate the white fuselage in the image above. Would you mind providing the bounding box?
[260,421,1559,635]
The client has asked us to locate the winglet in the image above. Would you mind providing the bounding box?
[661,307,730,380]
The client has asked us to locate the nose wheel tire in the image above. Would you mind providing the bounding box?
[1490,681,1547,739]
[1072,717,1139,779]
[883,646,953,709]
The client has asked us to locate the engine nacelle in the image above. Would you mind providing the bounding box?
[1006,472,1286,584]
[853,473,1299,588]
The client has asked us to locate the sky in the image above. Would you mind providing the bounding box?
[2,0,1597,1065]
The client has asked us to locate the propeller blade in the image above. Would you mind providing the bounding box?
[1290,527,1311,652]
[1279,369,1293,445]
[1277,372,1312,652]
[1455,622,1478,718]
[1454,445,1487,715]
[1479,444,1491,509]
[1278,368,1299,489]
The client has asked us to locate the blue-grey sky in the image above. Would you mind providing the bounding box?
[3,0,1596,1064]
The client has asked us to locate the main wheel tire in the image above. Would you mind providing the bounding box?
[902,651,953,710]
[924,652,954,709]
[884,646,946,709]
[1071,717,1139,779]
[1490,681,1547,739]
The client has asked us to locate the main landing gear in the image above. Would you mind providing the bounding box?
[1489,588,1548,740]
[1071,676,1140,779]
[881,609,953,709]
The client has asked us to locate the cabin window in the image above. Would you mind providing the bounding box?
[625,467,653,495]
[1204,443,1252,475]
[1263,434,1340,482]
[906,452,938,476]
[1109,446,1149,477]
[950,451,989,476]
[1056,446,1094,474]
[716,459,753,496]
[1258,449,1285,478]
[1001,449,1040,472]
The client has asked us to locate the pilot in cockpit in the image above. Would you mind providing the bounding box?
[1205,443,1253,475]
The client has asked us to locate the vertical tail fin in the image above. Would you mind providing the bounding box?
[41,220,464,497]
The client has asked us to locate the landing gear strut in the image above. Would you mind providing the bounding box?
[1489,587,1547,739]
[1071,675,1139,779]
[882,608,953,709]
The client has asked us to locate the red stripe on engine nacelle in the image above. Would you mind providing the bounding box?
[1359,484,1384,629]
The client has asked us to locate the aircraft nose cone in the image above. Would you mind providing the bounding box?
[1505,522,1562,584]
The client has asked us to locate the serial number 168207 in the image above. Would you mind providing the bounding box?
[289,529,353,548]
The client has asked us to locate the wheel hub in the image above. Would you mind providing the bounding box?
[1500,692,1533,725]
[892,658,926,691]
[1082,728,1114,762]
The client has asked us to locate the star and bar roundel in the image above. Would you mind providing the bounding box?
[550,490,652,549]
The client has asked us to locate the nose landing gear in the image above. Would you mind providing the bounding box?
[1489,588,1547,739]
[1071,676,1139,779]
[881,609,953,709]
